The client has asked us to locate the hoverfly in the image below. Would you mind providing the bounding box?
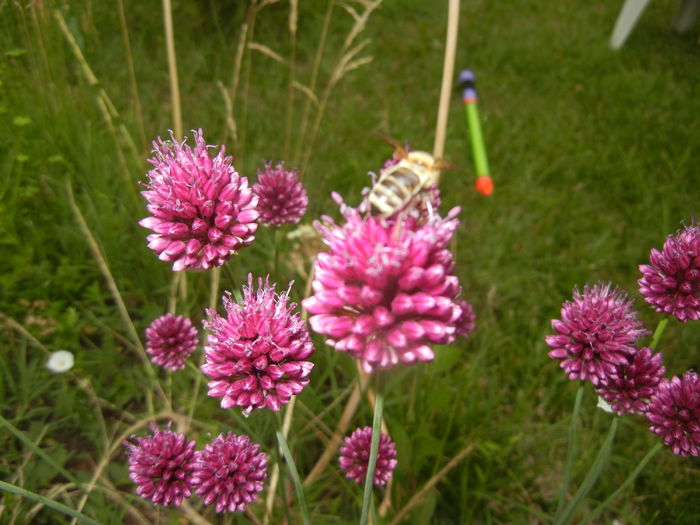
[368,135,451,219]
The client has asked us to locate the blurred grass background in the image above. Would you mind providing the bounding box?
[1,0,699,523]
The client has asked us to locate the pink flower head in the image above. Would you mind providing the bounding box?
[145,313,199,371]
[545,283,649,386]
[191,432,267,513]
[595,347,665,415]
[339,426,397,486]
[139,129,258,271]
[646,370,700,456]
[455,299,476,338]
[122,423,196,507]
[202,275,314,415]
[638,222,700,322]
[302,197,467,373]
[253,162,308,227]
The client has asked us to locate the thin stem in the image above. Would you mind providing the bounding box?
[360,383,384,525]
[432,0,460,167]
[554,417,619,525]
[650,317,668,350]
[0,481,100,525]
[116,0,147,150]
[276,430,311,525]
[162,0,183,139]
[554,385,584,520]
[579,442,663,525]
[66,181,166,410]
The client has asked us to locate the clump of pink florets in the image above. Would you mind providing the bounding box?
[145,313,199,371]
[545,282,649,386]
[339,426,397,486]
[638,222,700,322]
[139,129,258,271]
[595,347,665,415]
[253,162,308,227]
[202,275,314,415]
[646,370,700,456]
[302,196,473,373]
[122,423,196,507]
[191,432,267,513]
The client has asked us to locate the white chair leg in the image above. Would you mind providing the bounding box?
[610,0,654,49]
[672,0,700,33]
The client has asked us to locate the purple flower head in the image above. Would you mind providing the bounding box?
[202,275,314,415]
[455,299,477,338]
[545,283,649,386]
[253,162,308,227]
[191,432,267,513]
[302,197,467,373]
[145,313,199,371]
[139,129,259,271]
[638,222,700,322]
[595,347,665,415]
[647,370,700,457]
[339,426,397,486]
[122,423,196,507]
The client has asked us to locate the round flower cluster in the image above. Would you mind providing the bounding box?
[545,282,649,386]
[303,198,473,373]
[339,426,397,486]
[638,222,700,322]
[646,371,700,457]
[595,347,665,416]
[253,162,308,227]
[123,424,197,508]
[191,432,268,512]
[123,424,267,511]
[202,275,315,415]
[145,313,199,371]
[139,129,258,271]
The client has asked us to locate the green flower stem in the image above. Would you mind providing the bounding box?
[276,430,310,525]
[360,384,385,525]
[554,417,619,525]
[579,442,663,525]
[0,414,81,489]
[650,317,668,350]
[0,481,100,525]
[554,385,584,520]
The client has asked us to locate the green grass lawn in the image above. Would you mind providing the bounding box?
[1,0,699,523]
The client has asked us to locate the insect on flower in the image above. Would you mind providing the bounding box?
[368,135,452,219]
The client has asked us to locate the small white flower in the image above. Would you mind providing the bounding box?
[46,350,74,373]
[596,396,614,414]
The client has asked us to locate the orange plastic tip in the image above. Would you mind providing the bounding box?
[475,176,494,196]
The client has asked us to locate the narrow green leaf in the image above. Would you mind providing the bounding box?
[554,417,619,525]
[0,481,100,525]
[276,430,311,525]
[554,385,584,520]
[360,390,384,525]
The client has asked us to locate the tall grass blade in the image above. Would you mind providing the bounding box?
[275,430,311,525]
[360,388,384,525]
[554,417,619,525]
[579,442,663,525]
[0,481,100,525]
[554,385,584,520]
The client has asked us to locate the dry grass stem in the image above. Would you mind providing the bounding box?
[27,483,76,523]
[294,0,334,166]
[248,42,288,65]
[300,0,381,172]
[180,501,215,525]
[304,371,369,486]
[162,0,183,139]
[66,181,168,408]
[388,442,476,525]
[217,80,239,148]
[116,0,147,150]
[292,81,319,105]
[432,0,460,165]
